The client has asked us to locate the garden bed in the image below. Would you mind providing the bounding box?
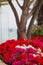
[0,36,43,65]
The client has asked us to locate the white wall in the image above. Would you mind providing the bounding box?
[0,4,17,43]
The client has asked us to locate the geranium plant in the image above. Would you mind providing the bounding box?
[0,36,43,65]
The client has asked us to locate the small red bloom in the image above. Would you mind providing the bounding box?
[3,52,10,60]
[21,53,28,59]
[34,56,43,64]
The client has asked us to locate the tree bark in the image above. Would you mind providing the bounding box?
[27,0,42,39]
[7,0,43,40]
[7,0,20,28]
[17,0,30,39]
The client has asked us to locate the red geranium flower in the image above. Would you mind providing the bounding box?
[34,56,43,64]
[3,52,10,60]
[21,53,28,59]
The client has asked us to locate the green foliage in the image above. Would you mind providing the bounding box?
[32,25,43,36]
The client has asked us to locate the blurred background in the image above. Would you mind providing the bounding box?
[0,0,43,43]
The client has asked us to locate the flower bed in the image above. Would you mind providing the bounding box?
[0,36,43,65]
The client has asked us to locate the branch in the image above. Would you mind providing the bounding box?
[28,0,34,7]
[16,0,23,10]
[7,0,20,28]
[27,7,35,19]
[23,0,35,19]
[27,0,42,39]
[27,1,38,19]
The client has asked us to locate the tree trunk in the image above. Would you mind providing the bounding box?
[17,29,27,39]
[17,15,27,39]
[17,0,29,39]
[7,0,42,40]
[27,0,42,39]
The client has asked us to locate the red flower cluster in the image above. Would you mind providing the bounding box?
[0,36,43,65]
